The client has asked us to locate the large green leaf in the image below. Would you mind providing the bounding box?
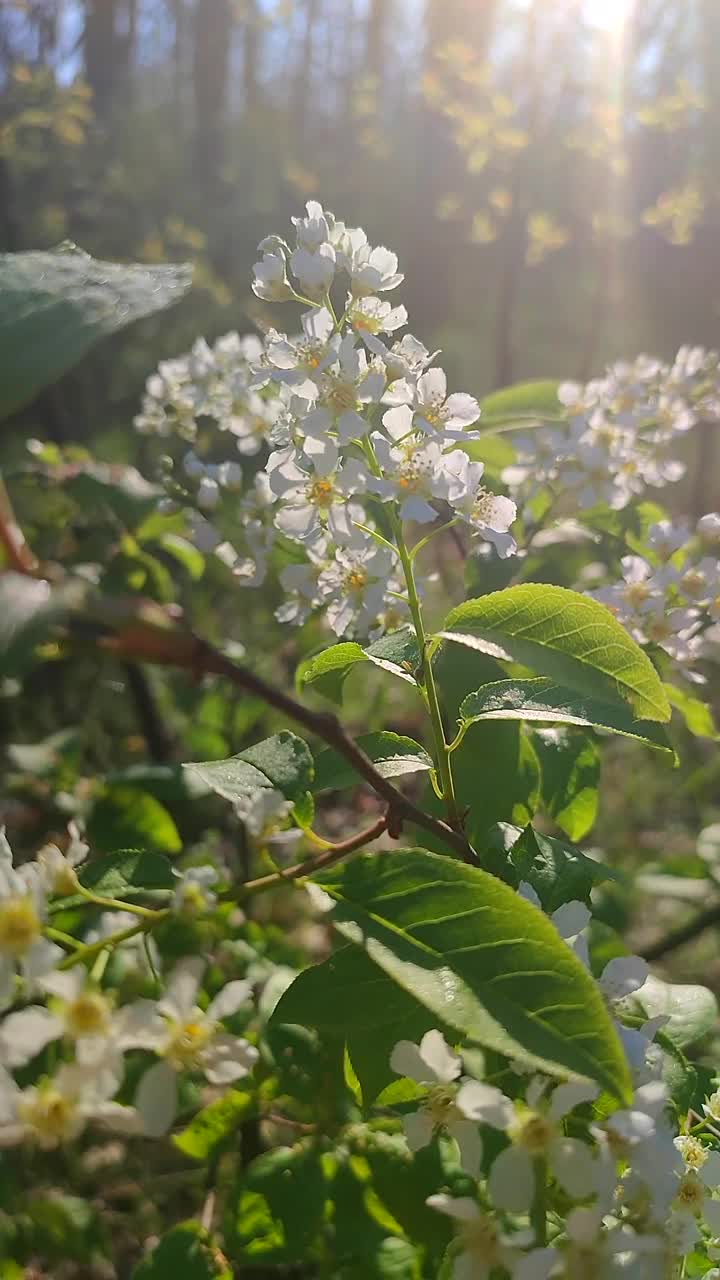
[636,975,718,1049]
[487,823,616,911]
[439,584,670,722]
[306,850,632,1099]
[183,732,313,807]
[458,677,675,755]
[0,245,192,419]
[298,629,419,702]
[313,733,433,793]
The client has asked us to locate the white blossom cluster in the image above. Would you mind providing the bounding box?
[390,886,720,1280]
[0,830,258,1147]
[134,200,518,639]
[505,348,720,516]
[586,512,720,678]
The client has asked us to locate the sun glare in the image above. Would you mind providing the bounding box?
[587,0,631,33]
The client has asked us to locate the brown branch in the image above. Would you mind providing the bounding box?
[640,902,720,963]
[0,475,40,576]
[241,814,390,897]
[92,608,477,864]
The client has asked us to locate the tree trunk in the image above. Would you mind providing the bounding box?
[193,0,233,189]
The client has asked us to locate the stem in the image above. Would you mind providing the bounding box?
[240,814,388,897]
[390,512,461,832]
[530,1156,548,1247]
[75,884,167,920]
[59,919,164,970]
[45,926,83,951]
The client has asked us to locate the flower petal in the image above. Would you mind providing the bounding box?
[135,1060,178,1137]
[489,1145,534,1212]
[0,1006,62,1068]
[455,1080,514,1129]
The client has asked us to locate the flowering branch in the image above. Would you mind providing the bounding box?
[90,603,478,864]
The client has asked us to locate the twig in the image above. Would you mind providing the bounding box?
[124,661,174,761]
[0,474,40,576]
[640,903,720,962]
[240,814,389,896]
[94,612,478,863]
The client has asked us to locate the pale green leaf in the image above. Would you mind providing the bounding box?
[183,732,313,807]
[313,732,433,793]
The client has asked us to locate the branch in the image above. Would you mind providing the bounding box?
[0,474,40,576]
[91,606,477,864]
[640,902,720,963]
[241,814,389,896]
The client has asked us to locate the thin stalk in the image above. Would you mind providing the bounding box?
[390,511,462,832]
[76,884,166,920]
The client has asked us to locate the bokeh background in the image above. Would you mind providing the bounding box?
[1,0,719,510]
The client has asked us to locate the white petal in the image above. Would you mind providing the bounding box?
[514,1248,559,1280]
[38,967,83,1001]
[0,1064,20,1121]
[135,1060,178,1137]
[488,1145,534,1212]
[402,1109,434,1152]
[382,405,414,441]
[113,999,166,1050]
[0,1006,62,1067]
[454,1252,485,1280]
[551,900,591,940]
[601,955,649,1001]
[91,1101,143,1135]
[426,1193,480,1223]
[703,1198,720,1232]
[448,1117,483,1176]
[399,495,437,523]
[418,367,447,405]
[548,1080,599,1122]
[443,393,480,429]
[207,980,252,1022]
[455,1080,514,1129]
[700,1151,720,1188]
[518,881,542,909]
[22,938,63,982]
[419,1030,461,1083]
[390,1038,431,1083]
[550,1136,599,1198]
[201,1033,259,1084]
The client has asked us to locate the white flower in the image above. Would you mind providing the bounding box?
[300,334,385,443]
[390,1030,487,1175]
[259,308,335,399]
[383,366,480,443]
[647,520,691,561]
[349,244,403,296]
[36,821,89,896]
[426,1195,555,1280]
[0,1060,138,1148]
[317,543,397,637]
[252,250,293,302]
[453,482,518,558]
[172,866,219,914]
[235,789,294,839]
[0,830,62,1008]
[132,958,257,1136]
[370,434,470,524]
[697,512,720,545]
[270,453,366,546]
[347,295,407,342]
[672,1139,720,1232]
[485,1077,600,1212]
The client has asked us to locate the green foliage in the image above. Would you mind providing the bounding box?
[636,975,718,1049]
[457,677,675,754]
[78,848,175,898]
[184,732,314,807]
[133,1223,231,1279]
[282,850,632,1099]
[477,379,564,429]
[0,245,192,419]
[299,629,419,702]
[314,733,433,792]
[174,1090,256,1161]
[87,786,182,855]
[531,729,601,841]
[0,572,86,675]
[487,823,615,910]
[441,584,671,721]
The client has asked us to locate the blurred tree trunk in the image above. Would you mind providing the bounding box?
[242,0,261,112]
[293,0,319,144]
[84,0,117,119]
[365,0,389,85]
[193,0,232,189]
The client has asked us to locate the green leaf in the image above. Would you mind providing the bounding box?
[532,729,600,841]
[79,849,175,900]
[64,465,161,526]
[314,733,433,793]
[87,787,182,855]
[244,1143,327,1256]
[478,379,563,429]
[665,682,718,739]
[440,584,670,722]
[132,1223,231,1280]
[0,573,87,676]
[298,629,419,702]
[183,731,313,808]
[0,245,192,419]
[273,944,442,1105]
[489,823,616,911]
[636,975,718,1049]
[173,1090,255,1161]
[458,678,675,755]
[308,850,632,1099]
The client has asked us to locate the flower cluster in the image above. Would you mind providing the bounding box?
[0,830,257,1148]
[585,512,720,677]
[505,348,720,517]
[135,200,518,638]
[389,885,720,1279]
